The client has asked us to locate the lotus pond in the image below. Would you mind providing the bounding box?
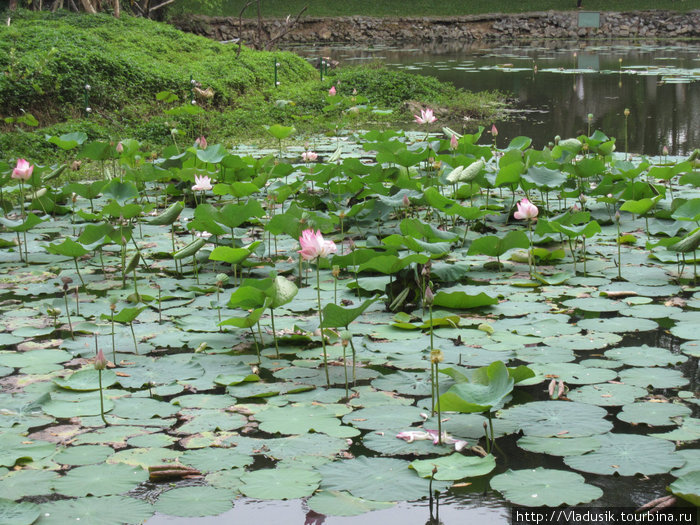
[294,39,700,156]
[0,122,698,525]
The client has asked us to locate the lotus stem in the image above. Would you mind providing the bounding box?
[434,360,442,445]
[129,321,138,354]
[73,258,86,292]
[98,369,109,426]
[63,289,74,339]
[316,262,331,387]
[270,308,279,358]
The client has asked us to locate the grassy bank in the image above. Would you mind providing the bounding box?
[170,0,696,18]
[0,10,504,162]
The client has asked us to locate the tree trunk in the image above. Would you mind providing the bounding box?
[113,0,120,17]
[79,0,97,14]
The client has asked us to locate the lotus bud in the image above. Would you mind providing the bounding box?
[116,142,124,153]
[71,192,77,203]
[424,285,434,306]
[94,349,107,370]
[615,211,621,223]
[557,380,566,398]
[624,108,630,117]
[587,113,594,123]
[491,124,498,137]
[662,145,669,156]
[450,134,459,150]
[554,135,561,145]
[548,378,557,398]
[85,84,91,91]
[402,194,410,208]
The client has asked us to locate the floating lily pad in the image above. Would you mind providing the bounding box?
[240,467,320,500]
[650,418,700,442]
[564,433,684,476]
[669,471,700,506]
[371,371,432,396]
[342,405,425,431]
[155,486,233,517]
[617,402,692,426]
[498,401,612,437]
[617,367,689,389]
[410,453,496,481]
[307,490,395,516]
[52,463,148,497]
[567,383,647,406]
[179,447,253,473]
[316,457,450,502]
[0,499,40,525]
[530,363,617,385]
[257,403,359,438]
[54,445,113,466]
[107,447,182,469]
[576,317,658,333]
[0,469,58,499]
[604,345,687,367]
[53,369,118,391]
[490,468,603,506]
[517,436,602,457]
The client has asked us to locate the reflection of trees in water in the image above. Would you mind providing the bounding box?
[287,41,699,154]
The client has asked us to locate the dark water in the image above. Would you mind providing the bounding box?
[290,40,700,156]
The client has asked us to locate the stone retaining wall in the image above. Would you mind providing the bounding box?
[173,11,700,44]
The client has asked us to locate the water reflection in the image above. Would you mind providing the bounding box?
[288,40,700,155]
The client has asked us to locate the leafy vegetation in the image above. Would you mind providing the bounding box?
[0,10,505,163]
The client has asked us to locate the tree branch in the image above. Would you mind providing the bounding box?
[264,5,307,50]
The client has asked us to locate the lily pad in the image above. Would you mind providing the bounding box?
[0,499,40,525]
[567,383,647,406]
[307,490,395,516]
[410,453,496,481]
[617,402,692,426]
[240,467,320,500]
[517,436,602,457]
[564,433,684,475]
[498,401,612,437]
[490,468,603,506]
[604,345,688,367]
[316,457,450,502]
[617,367,689,389]
[155,486,233,517]
[52,463,147,497]
[257,403,359,438]
[669,471,700,506]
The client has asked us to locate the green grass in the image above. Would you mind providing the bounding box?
[171,0,695,18]
[0,10,505,162]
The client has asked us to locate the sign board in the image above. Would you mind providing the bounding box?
[578,12,601,28]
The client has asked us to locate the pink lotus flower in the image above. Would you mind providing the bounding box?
[414,108,437,125]
[298,229,337,261]
[514,198,538,220]
[396,430,433,443]
[302,151,318,162]
[491,124,498,137]
[450,134,459,150]
[12,159,33,180]
[191,174,212,192]
[195,136,207,149]
[115,142,124,153]
[328,86,336,96]
[94,349,108,370]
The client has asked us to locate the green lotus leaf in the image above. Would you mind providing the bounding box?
[617,402,692,426]
[155,486,233,517]
[53,369,118,391]
[39,496,153,525]
[316,457,451,502]
[0,499,40,525]
[490,468,603,507]
[308,490,395,516]
[498,401,612,437]
[240,467,320,500]
[52,463,147,497]
[0,469,58,499]
[669,471,700,506]
[517,436,602,457]
[410,453,496,480]
[564,433,684,475]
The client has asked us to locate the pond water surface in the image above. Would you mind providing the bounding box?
[291,40,700,156]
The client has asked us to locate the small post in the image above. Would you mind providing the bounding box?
[320,57,324,81]
[274,59,280,87]
[189,74,195,104]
